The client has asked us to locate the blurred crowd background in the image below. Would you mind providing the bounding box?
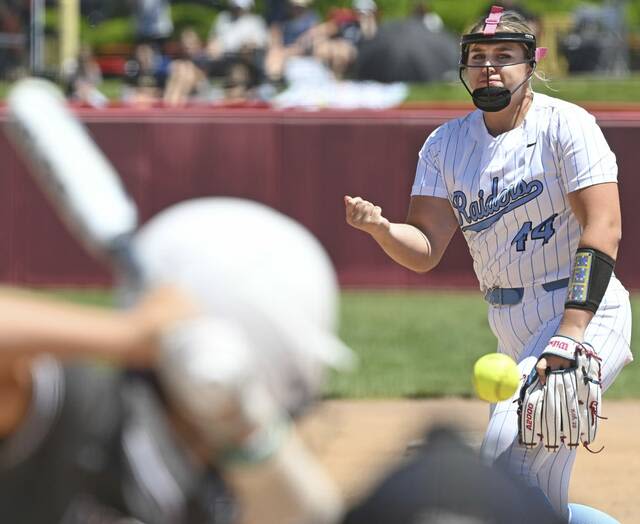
[0,0,637,108]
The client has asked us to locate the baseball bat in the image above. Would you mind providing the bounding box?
[4,78,139,279]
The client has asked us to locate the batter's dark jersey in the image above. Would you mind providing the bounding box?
[0,356,237,524]
[341,426,565,524]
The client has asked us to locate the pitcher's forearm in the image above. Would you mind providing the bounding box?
[371,223,439,273]
[555,220,619,342]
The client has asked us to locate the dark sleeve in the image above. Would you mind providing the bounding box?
[265,0,288,25]
[342,427,565,524]
[117,376,239,524]
[0,362,236,524]
[0,362,126,524]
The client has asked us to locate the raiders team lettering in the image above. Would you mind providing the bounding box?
[451,177,544,233]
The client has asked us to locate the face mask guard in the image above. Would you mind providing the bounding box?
[459,6,547,112]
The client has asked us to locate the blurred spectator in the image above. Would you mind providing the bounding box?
[223,58,263,101]
[123,42,170,106]
[264,0,320,83]
[265,0,288,27]
[413,1,444,33]
[312,0,378,79]
[207,0,268,63]
[163,28,210,106]
[354,0,379,40]
[355,5,458,82]
[559,2,629,75]
[207,0,268,98]
[67,45,108,108]
[131,0,173,46]
[0,0,28,79]
[164,1,269,106]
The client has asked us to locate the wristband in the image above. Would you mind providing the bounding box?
[540,335,579,362]
[223,418,290,465]
[565,248,614,314]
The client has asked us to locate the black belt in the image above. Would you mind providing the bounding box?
[484,278,570,306]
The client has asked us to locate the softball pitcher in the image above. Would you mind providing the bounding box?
[345,6,632,523]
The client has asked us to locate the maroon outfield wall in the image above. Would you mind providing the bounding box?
[0,106,639,289]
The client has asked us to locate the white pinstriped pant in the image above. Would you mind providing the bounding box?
[480,276,633,518]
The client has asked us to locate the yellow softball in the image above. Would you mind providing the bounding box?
[473,353,521,403]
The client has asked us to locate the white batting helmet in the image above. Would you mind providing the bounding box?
[132,197,354,417]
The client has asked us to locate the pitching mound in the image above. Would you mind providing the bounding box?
[296,399,638,522]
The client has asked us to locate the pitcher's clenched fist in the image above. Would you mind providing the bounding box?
[344,195,390,235]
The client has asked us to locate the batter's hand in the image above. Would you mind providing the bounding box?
[344,195,390,236]
[125,285,199,368]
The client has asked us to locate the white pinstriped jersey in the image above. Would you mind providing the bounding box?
[411,92,632,520]
[412,93,618,292]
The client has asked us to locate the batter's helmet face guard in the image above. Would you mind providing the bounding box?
[459,6,547,112]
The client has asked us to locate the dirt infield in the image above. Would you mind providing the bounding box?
[296,399,639,522]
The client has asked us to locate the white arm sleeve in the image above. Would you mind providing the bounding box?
[411,126,449,199]
[555,106,618,193]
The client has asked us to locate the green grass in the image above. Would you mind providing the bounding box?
[0,79,124,101]
[333,291,640,399]
[406,75,640,104]
[3,74,640,105]
[331,291,495,398]
[40,288,640,399]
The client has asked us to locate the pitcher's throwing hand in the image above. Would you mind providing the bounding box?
[344,195,390,236]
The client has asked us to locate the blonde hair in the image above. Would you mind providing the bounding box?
[465,10,552,90]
